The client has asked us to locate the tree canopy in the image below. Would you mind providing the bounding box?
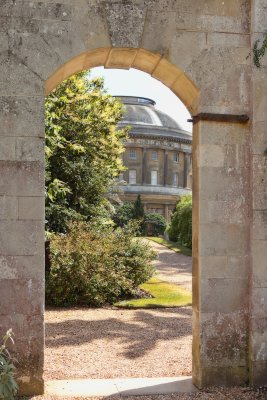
[45,71,128,233]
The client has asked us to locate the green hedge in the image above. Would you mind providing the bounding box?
[168,195,192,249]
[45,222,156,307]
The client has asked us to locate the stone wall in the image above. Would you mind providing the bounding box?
[249,0,267,386]
[0,0,266,394]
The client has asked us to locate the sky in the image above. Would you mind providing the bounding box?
[89,67,192,133]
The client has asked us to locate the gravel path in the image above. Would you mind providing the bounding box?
[45,241,192,381]
[45,306,192,380]
[31,388,267,400]
[146,240,192,292]
[42,244,267,399]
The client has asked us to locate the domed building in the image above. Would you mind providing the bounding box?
[116,96,192,221]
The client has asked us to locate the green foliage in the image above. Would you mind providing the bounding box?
[0,330,18,400]
[46,221,156,307]
[253,32,267,68]
[168,195,192,249]
[144,213,166,236]
[133,195,145,220]
[112,202,135,227]
[45,71,128,233]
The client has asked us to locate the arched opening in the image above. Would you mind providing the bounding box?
[45,48,199,115]
[44,48,199,391]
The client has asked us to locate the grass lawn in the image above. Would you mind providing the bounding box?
[147,236,192,257]
[115,277,192,309]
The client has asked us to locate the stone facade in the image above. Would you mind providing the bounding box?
[116,96,192,221]
[0,0,266,395]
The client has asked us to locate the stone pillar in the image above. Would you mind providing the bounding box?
[249,0,267,386]
[142,147,147,184]
[0,95,45,394]
[164,204,169,221]
[192,120,251,387]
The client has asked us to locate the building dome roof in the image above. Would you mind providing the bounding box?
[115,96,192,143]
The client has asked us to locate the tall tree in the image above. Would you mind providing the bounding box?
[133,195,145,219]
[45,71,128,233]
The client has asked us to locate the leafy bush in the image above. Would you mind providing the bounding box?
[46,221,156,307]
[112,202,135,227]
[168,195,192,248]
[144,213,167,236]
[0,329,18,400]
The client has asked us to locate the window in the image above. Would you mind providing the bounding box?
[129,149,136,160]
[129,170,136,184]
[173,173,178,187]
[173,152,179,162]
[151,170,158,185]
[118,173,124,182]
[151,150,158,161]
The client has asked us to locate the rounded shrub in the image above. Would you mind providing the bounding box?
[45,221,156,307]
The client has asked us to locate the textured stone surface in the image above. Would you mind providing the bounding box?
[0,0,267,394]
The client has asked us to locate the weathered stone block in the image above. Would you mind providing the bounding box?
[141,10,176,53]
[251,288,267,318]
[0,221,44,256]
[250,329,267,362]
[187,47,250,113]
[0,196,18,220]
[199,223,250,256]
[16,138,44,162]
[252,155,267,210]
[200,278,248,313]
[0,279,43,314]
[200,198,249,225]
[253,75,267,122]
[18,196,45,221]
[252,121,267,155]
[252,211,267,240]
[249,361,267,387]
[0,255,44,280]
[200,255,249,279]
[201,312,248,366]
[169,31,207,71]
[0,161,44,196]
[252,0,267,33]
[0,1,71,20]
[199,144,225,168]
[199,366,248,387]
[0,136,16,160]
[198,167,249,203]
[0,97,44,137]
[198,122,249,146]
[0,51,43,96]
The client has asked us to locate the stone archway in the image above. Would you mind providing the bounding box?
[1,0,266,395]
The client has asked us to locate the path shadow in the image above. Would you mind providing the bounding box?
[45,308,192,360]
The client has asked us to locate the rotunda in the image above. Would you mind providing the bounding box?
[116,96,192,221]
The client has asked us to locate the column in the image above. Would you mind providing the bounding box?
[142,147,147,185]
[163,149,168,186]
[192,120,251,388]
